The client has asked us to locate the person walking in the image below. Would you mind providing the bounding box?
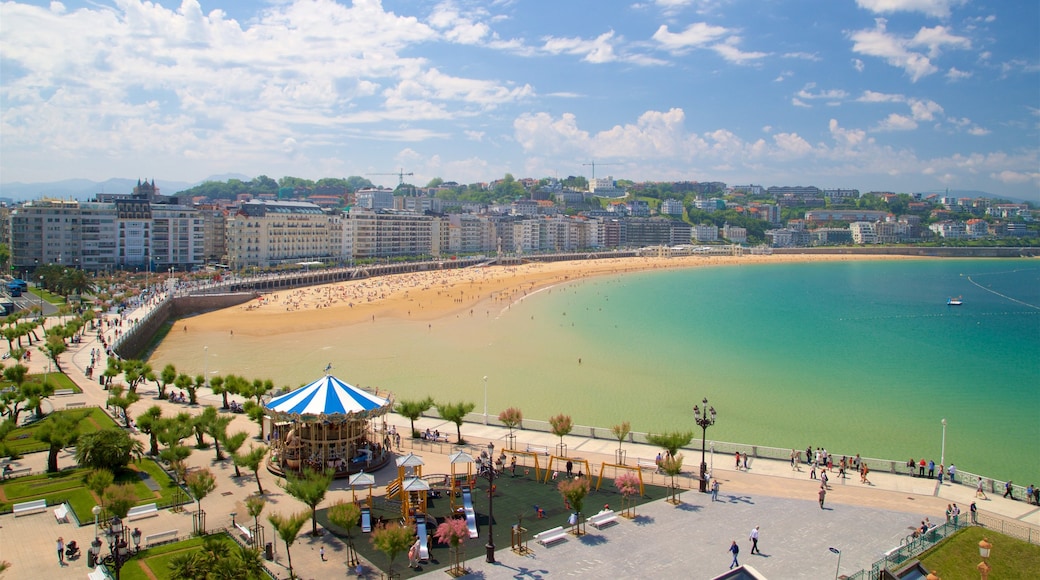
[970,502,978,524]
[821,469,829,489]
[320,546,326,562]
[749,526,761,554]
[711,479,720,502]
[735,451,741,470]
[818,487,827,509]
[57,537,65,566]
[976,478,987,499]
[1004,480,1014,499]
[729,540,740,569]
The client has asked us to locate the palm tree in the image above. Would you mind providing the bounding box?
[157,363,177,400]
[106,384,140,428]
[282,468,334,536]
[234,444,268,495]
[245,495,267,545]
[222,431,249,477]
[204,413,233,461]
[136,405,163,456]
[268,510,308,579]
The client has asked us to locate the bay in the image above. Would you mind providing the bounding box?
[149,259,1040,483]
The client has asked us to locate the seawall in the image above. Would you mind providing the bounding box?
[113,292,256,359]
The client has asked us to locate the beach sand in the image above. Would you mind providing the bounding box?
[185,253,917,337]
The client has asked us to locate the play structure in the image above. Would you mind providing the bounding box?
[348,472,376,508]
[264,373,393,478]
[543,455,591,484]
[504,449,543,481]
[460,485,479,539]
[448,451,475,512]
[384,452,429,521]
[415,514,431,562]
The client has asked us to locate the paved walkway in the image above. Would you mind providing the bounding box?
[1,294,1037,579]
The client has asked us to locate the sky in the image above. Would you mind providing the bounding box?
[1,0,1038,199]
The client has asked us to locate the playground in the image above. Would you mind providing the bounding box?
[316,454,670,577]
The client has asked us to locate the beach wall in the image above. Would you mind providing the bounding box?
[113,293,256,359]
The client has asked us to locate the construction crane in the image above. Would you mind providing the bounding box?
[367,169,414,187]
[582,160,621,181]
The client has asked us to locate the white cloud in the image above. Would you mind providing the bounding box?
[541,31,619,63]
[991,170,1039,184]
[652,22,730,53]
[857,90,905,103]
[855,0,967,19]
[849,19,970,82]
[792,98,811,108]
[853,58,865,72]
[711,37,769,64]
[464,130,485,141]
[873,113,919,131]
[427,1,492,45]
[967,126,990,136]
[908,98,943,121]
[783,52,821,61]
[945,67,972,81]
[773,132,813,157]
[797,83,849,101]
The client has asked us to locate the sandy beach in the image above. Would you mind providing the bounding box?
[186,253,918,336]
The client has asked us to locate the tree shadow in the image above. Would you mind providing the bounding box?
[578,534,608,546]
[632,514,655,526]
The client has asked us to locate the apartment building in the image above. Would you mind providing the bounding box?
[226,200,334,268]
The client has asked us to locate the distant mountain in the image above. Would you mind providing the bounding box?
[913,189,1033,204]
[0,174,253,201]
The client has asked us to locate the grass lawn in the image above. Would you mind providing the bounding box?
[0,458,183,523]
[3,405,117,456]
[316,468,671,578]
[918,526,1040,579]
[116,534,244,580]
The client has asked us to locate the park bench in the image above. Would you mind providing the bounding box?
[88,568,108,580]
[54,389,75,396]
[144,529,178,547]
[526,444,549,455]
[53,503,70,523]
[64,402,86,409]
[13,499,47,517]
[534,526,567,547]
[127,503,159,521]
[588,509,619,529]
[637,458,659,471]
[235,522,254,542]
[3,465,32,479]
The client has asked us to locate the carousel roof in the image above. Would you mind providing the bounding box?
[265,375,390,417]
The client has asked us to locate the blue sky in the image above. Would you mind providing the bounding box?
[1,0,1037,199]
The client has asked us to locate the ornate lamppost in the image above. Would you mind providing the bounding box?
[100,517,141,580]
[977,537,992,580]
[475,449,504,563]
[693,398,716,493]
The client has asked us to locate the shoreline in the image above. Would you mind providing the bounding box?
[180,253,922,335]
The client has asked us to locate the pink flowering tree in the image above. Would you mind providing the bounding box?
[498,407,523,450]
[614,472,641,518]
[434,517,470,576]
[549,414,573,457]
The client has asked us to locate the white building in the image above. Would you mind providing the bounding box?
[355,188,395,210]
[660,198,684,216]
[692,224,719,242]
[849,221,877,244]
[226,200,334,268]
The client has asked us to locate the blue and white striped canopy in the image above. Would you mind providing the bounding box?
[265,375,390,419]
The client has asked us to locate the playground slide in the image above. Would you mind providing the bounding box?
[360,507,372,533]
[415,515,430,562]
[461,485,479,539]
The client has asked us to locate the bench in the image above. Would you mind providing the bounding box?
[637,459,659,471]
[13,499,47,516]
[127,503,159,521]
[64,402,86,409]
[54,388,75,396]
[54,503,70,523]
[588,509,619,529]
[235,522,254,541]
[88,568,108,580]
[526,444,549,455]
[144,529,178,547]
[3,466,32,479]
[534,526,567,546]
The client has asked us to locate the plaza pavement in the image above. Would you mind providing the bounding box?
[1,296,1037,579]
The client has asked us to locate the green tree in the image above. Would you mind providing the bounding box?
[35,410,86,472]
[186,468,217,533]
[234,444,268,495]
[205,412,232,461]
[549,413,573,453]
[136,405,163,456]
[282,467,334,536]
[85,468,115,517]
[245,495,267,537]
[75,428,143,471]
[557,476,591,534]
[40,333,67,372]
[209,375,231,409]
[1,363,30,424]
[243,401,265,438]
[437,400,475,444]
[611,421,631,464]
[267,510,308,580]
[222,431,249,477]
[103,483,139,519]
[394,397,434,438]
[328,500,362,567]
[106,384,140,428]
[157,363,177,399]
[660,453,685,503]
[646,430,693,458]
[371,521,415,578]
[499,407,523,437]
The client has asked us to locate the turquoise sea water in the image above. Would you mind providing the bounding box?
[151,259,1040,483]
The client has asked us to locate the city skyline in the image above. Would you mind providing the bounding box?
[1,0,1037,200]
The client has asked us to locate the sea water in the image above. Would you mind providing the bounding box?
[149,259,1040,483]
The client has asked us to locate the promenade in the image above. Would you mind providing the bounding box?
[1,293,1037,579]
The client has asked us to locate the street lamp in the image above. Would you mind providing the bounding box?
[483,375,489,425]
[829,547,841,580]
[940,418,947,467]
[977,537,992,580]
[693,398,716,493]
[475,449,504,563]
[101,517,140,580]
[204,346,209,389]
[92,505,102,538]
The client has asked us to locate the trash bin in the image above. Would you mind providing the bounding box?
[265,542,273,561]
[87,551,96,568]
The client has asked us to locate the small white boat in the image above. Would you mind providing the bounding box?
[947,297,963,306]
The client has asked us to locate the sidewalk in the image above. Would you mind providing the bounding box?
[0,297,1037,579]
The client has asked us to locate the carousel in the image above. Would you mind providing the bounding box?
[264,373,394,478]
